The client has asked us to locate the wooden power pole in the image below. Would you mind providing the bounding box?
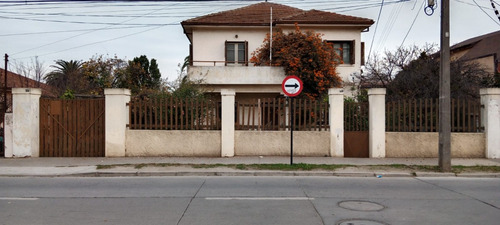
[439,0,451,172]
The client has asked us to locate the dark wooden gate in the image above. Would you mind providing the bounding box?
[344,101,369,158]
[40,98,105,157]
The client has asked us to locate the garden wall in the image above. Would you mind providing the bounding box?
[126,130,221,157]
[386,132,485,158]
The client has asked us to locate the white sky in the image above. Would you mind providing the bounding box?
[1,0,499,82]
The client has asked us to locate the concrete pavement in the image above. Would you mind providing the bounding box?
[0,157,499,177]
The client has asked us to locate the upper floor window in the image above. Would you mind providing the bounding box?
[225,41,248,66]
[328,41,355,65]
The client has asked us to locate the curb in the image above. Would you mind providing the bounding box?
[3,171,496,178]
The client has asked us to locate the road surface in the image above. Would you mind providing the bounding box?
[0,176,499,225]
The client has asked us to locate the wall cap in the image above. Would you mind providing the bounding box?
[12,88,42,95]
[480,88,500,96]
[104,88,131,96]
[328,88,344,95]
[221,89,236,96]
[368,88,386,95]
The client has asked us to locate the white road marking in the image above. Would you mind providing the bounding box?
[205,197,314,201]
[0,197,39,201]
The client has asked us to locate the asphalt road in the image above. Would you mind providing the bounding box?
[0,176,499,225]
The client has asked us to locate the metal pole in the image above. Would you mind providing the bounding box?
[439,0,451,172]
[290,97,293,165]
[4,54,7,116]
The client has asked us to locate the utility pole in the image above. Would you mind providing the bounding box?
[439,0,451,172]
[3,54,7,116]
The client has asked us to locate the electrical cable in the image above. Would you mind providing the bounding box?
[0,25,151,37]
[400,0,425,48]
[491,0,500,23]
[367,0,385,61]
[472,0,500,26]
[11,1,183,56]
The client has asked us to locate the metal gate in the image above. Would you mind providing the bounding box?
[344,101,369,158]
[40,98,105,157]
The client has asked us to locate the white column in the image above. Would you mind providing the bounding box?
[221,89,235,157]
[329,88,344,157]
[4,113,13,157]
[12,88,41,157]
[104,88,131,157]
[368,88,386,158]
[480,88,500,159]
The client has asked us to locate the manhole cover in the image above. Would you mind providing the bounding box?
[338,200,385,211]
[337,219,388,225]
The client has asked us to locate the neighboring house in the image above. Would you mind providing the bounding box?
[181,2,373,99]
[0,68,56,98]
[450,30,500,75]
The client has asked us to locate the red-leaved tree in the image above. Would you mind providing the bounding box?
[251,25,341,99]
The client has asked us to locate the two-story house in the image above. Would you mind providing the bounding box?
[450,30,500,76]
[181,2,374,100]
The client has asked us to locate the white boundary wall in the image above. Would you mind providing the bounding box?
[5,88,500,158]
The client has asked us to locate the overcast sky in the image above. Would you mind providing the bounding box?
[1,0,499,82]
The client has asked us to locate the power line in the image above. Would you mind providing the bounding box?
[0,25,152,37]
[15,24,169,60]
[472,0,500,26]
[367,0,385,61]
[491,0,500,23]
[400,0,425,48]
[11,1,183,56]
[0,15,176,26]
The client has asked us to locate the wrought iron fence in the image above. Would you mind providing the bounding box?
[236,98,330,131]
[128,97,221,130]
[386,98,482,132]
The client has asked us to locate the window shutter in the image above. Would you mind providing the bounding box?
[224,40,228,66]
[245,41,249,66]
[361,42,365,66]
[350,40,355,65]
[189,44,193,66]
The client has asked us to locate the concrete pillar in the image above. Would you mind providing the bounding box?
[368,88,386,158]
[221,89,235,157]
[12,88,41,157]
[104,88,131,157]
[480,88,500,159]
[4,113,13,158]
[329,88,344,157]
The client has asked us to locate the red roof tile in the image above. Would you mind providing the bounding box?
[0,69,57,97]
[181,2,373,26]
[278,9,374,25]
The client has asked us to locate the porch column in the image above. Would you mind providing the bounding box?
[480,88,500,159]
[221,89,235,157]
[368,88,386,158]
[104,88,130,157]
[329,88,344,157]
[12,88,41,157]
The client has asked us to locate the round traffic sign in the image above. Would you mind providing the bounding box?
[282,76,303,97]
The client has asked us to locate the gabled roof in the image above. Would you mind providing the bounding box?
[0,68,56,97]
[451,30,500,61]
[181,2,374,27]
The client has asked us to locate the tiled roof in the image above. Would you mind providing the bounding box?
[181,2,373,26]
[0,69,56,97]
[451,30,500,61]
[278,9,374,25]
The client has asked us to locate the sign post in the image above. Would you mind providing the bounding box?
[281,76,303,165]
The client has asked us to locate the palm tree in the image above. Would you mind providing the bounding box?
[44,60,83,97]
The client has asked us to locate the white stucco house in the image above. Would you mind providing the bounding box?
[181,2,374,99]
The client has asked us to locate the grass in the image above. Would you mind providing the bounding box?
[95,163,500,174]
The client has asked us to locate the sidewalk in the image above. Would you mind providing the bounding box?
[0,157,499,178]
